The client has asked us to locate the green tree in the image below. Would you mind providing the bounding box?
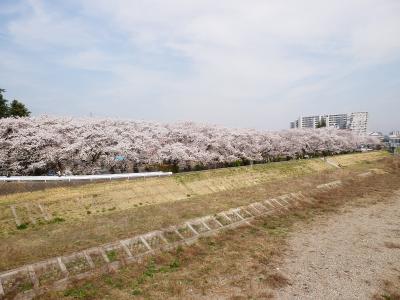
[0,89,9,118]
[316,118,326,128]
[0,89,31,118]
[8,99,31,117]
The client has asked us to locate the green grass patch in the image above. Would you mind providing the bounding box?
[64,283,97,299]
[19,281,33,292]
[131,287,142,295]
[129,257,181,295]
[106,250,117,262]
[103,275,124,289]
[48,217,65,224]
[16,223,29,230]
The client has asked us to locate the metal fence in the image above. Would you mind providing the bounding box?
[0,172,172,182]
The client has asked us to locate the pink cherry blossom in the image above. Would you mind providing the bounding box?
[0,116,380,175]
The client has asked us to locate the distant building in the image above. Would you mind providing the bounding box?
[290,115,323,129]
[290,112,368,134]
[389,136,400,146]
[389,131,400,149]
[368,131,384,142]
[326,114,349,129]
[348,112,368,135]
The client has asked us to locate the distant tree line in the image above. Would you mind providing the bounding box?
[0,88,31,118]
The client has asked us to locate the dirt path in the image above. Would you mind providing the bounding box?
[276,190,400,300]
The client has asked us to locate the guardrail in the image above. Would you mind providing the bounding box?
[0,172,173,182]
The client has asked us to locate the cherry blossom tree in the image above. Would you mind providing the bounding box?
[0,116,380,175]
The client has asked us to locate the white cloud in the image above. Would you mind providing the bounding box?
[7,0,98,50]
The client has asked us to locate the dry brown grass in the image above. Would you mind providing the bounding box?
[0,173,323,272]
[373,279,400,300]
[265,273,290,289]
[385,242,400,249]
[0,152,392,273]
[0,151,388,211]
[36,156,400,299]
[329,151,388,167]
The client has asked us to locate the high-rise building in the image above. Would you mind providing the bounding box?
[290,112,368,134]
[325,114,348,129]
[347,112,368,135]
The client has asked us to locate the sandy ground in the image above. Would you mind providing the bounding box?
[276,190,400,300]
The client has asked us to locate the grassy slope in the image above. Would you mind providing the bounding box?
[0,151,389,272]
[38,155,400,300]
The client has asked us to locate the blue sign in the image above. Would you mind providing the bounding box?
[115,155,125,161]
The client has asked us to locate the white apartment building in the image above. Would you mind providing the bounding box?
[347,112,368,135]
[326,114,349,129]
[290,112,368,134]
[290,115,322,129]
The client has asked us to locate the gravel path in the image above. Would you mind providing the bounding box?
[276,191,400,300]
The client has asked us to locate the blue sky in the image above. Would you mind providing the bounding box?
[0,0,399,133]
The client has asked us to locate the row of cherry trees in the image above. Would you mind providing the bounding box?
[0,116,380,175]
